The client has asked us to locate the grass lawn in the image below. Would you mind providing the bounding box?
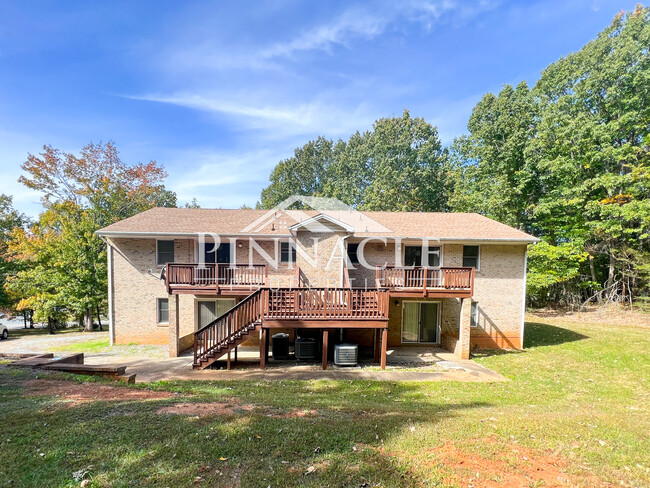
[0,316,648,487]
[50,338,167,358]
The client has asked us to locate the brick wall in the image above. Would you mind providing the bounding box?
[111,238,195,345]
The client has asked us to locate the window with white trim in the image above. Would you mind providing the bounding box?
[280,241,296,264]
[462,245,480,269]
[470,301,479,328]
[157,298,169,324]
[156,240,175,266]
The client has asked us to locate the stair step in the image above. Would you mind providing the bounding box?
[115,373,136,384]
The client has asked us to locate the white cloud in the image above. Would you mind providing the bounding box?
[128,93,376,139]
[165,147,288,208]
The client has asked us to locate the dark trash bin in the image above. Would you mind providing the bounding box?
[272,333,290,359]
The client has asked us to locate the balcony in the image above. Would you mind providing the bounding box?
[165,263,267,295]
[376,266,474,298]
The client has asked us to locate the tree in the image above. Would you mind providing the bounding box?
[527,6,650,304]
[261,111,450,211]
[0,195,28,311]
[362,110,449,211]
[184,198,201,208]
[260,136,333,208]
[10,141,177,329]
[449,82,538,230]
[20,141,177,227]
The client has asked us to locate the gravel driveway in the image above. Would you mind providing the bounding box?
[0,330,109,354]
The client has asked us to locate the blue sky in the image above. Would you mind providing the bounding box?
[0,0,636,216]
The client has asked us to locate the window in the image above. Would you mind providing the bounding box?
[404,246,422,267]
[280,241,296,263]
[347,243,359,264]
[156,240,174,266]
[463,245,480,269]
[157,298,169,324]
[404,246,440,267]
[470,301,479,328]
[203,243,230,264]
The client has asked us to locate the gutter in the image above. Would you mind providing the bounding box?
[96,230,539,244]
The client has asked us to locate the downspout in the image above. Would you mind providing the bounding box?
[98,235,115,346]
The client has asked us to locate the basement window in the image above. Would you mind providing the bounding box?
[157,298,169,324]
[470,301,479,328]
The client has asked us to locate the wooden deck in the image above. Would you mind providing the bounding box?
[193,287,390,370]
[376,266,474,298]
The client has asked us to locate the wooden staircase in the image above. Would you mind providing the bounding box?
[193,289,264,369]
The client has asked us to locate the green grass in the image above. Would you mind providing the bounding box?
[50,338,166,357]
[50,338,111,353]
[0,318,648,487]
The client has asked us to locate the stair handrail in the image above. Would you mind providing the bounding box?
[194,288,263,366]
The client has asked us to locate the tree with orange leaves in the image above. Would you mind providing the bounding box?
[5,141,176,331]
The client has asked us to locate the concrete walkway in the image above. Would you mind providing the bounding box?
[0,333,506,383]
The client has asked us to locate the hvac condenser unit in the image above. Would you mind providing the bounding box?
[295,338,317,360]
[334,343,358,366]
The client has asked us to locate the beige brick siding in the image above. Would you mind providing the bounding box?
[440,244,526,349]
[110,238,198,345]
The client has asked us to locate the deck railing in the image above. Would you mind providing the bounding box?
[376,266,474,291]
[265,288,389,320]
[194,288,264,366]
[166,263,267,293]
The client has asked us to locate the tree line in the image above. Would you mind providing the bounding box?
[259,7,650,309]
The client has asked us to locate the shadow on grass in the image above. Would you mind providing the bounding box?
[0,367,492,487]
[523,322,588,348]
[471,322,589,358]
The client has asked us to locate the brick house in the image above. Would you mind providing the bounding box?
[97,207,538,370]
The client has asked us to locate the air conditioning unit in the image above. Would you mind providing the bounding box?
[334,343,358,366]
[295,338,317,360]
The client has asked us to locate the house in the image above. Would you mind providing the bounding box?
[96,204,538,370]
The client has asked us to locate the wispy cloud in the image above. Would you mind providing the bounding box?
[128,93,376,139]
[165,147,289,208]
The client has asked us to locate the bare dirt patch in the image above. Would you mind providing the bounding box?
[23,379,175,406]
[398,439,614,488]
[157,402,254,417]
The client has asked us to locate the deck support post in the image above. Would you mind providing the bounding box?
[322,329,329,370]
[226,350,231,370]
[260,328,267,369]
[458,298,472,360]
[234,345,238,363]
[373,329,381,363]
[168,294,180,358]
[265,327,270,363]
[380,327,388,370]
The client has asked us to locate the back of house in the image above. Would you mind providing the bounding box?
[97,206,537,368]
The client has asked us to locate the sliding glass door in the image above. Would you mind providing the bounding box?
[402,302,440,344]
[198,299,236,329]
